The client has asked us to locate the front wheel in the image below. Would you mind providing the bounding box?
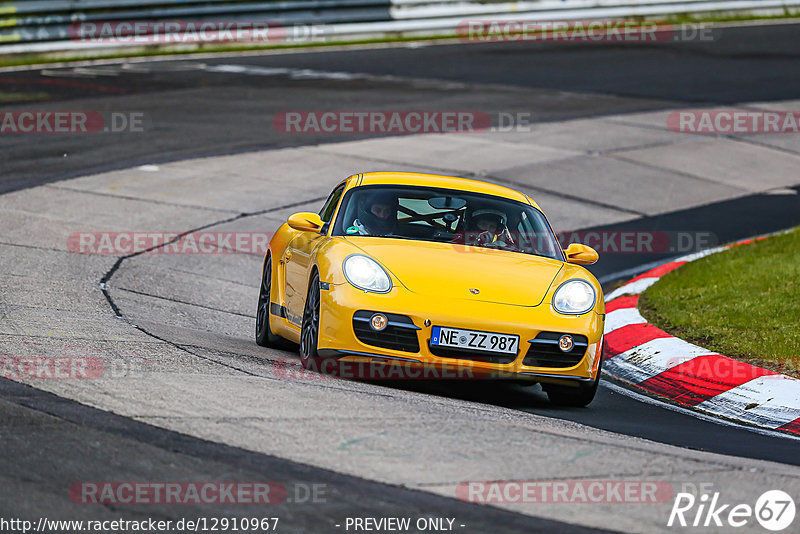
[299,271,321,369]
[544,349,602,407]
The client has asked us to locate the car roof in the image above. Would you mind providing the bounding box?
[346,171,539,209]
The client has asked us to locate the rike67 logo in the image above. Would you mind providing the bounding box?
[668,489,795,530]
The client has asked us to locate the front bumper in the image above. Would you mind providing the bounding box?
[316,281,604,384]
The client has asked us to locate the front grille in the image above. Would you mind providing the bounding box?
[428,344,517,365]
[352,311,420,353]
[522,332,588,368]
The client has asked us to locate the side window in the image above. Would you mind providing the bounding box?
[319,184,345,223]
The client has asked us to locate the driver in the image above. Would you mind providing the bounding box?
[471,211,516,249]
[350,191,396,235]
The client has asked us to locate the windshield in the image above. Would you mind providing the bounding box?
[332,185,563,260]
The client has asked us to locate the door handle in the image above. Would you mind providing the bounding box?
[285,249,293,260]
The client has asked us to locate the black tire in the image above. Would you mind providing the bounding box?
[255,255,287,348]
[545,347,603,407]
[299,271,321,370]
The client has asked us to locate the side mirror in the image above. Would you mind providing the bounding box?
[564,243,599,265]
[287,212,323,233]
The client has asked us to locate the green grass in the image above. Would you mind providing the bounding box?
[664,9,800,24]
[0,90,51,102]
[639,227,800,377]
[0,33,458,69]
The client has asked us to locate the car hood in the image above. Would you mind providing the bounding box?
[346,238,563,307]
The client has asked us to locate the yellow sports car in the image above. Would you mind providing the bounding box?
[256,172,604,406]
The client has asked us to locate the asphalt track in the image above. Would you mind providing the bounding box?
[3,21,800,194]
[2,21,800,533]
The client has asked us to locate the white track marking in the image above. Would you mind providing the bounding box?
[696,374,800,430]
[604,337,715,384]
[205,64,291,76]
[604,277,658,302]
[601,380,800,442]
[604,307,646,334]
[673,246,726,263]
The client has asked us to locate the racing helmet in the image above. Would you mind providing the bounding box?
[469,209,507,233]
[357,190,397,235]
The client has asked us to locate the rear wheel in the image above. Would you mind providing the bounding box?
[545,348,603,407]
[255,255,288,348]
[299,271,321,370]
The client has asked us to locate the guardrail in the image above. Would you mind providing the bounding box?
[1,0,798,53]
[0,0,394,44]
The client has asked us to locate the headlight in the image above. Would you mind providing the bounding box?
[552,279,596,315]
[343,254,392,293]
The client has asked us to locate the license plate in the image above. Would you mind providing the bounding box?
[431,326,519,355]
